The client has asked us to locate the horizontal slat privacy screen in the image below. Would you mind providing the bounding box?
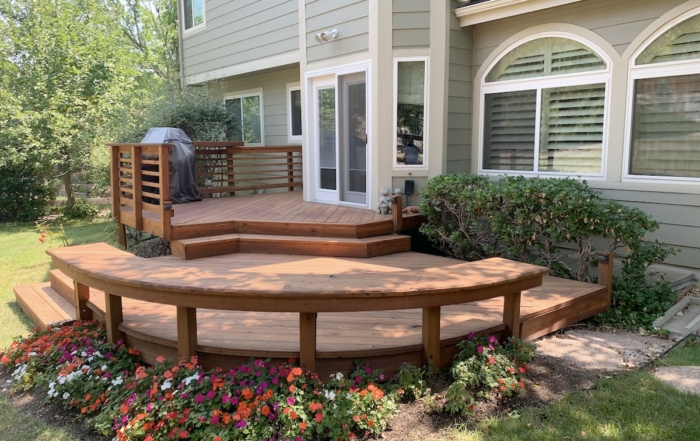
[630,74,700,178]
[486,37,605,82]
[483,90,537,170]
[539,84,605,174]
[637,14,700,65]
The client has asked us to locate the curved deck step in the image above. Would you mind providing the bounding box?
[171,233,412,260]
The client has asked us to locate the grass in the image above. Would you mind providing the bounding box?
[439,339,700,441]
[0,217,112,441]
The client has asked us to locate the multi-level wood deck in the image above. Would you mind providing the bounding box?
[13,141,612,376]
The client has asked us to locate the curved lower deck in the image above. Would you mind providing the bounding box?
[36,247,610,377]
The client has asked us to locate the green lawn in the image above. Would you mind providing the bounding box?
[440,338,700,441]
[0,219,112,441]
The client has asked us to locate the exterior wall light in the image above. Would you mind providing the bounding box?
[314,29,338,44]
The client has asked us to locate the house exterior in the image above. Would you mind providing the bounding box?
[177,0,700,274]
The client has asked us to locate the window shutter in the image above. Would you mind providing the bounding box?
[630,74,700,178]
[483,90,537,171]
[539,84,605,174]
[637,14,700,65]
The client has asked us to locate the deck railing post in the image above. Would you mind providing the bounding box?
[391,195,403,233]
[132,145,143,231]
[110,145,127,247]
[503,292,522,338]
[73,281,92,321]
[597,252,614,303]
[422,306,441,369]
[104,293,125,344]
[176,306,198,360]
[158,144,173,241]
[299,312,317,372]
[287,151,294,191]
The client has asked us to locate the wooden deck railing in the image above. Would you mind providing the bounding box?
[108,142,304,245]
[193,142,302,196]
[108,143,174,245]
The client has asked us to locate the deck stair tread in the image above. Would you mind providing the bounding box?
[14,283,76,328]
[30,268,607,355]
[171,233,411,260]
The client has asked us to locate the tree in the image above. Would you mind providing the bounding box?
[109,0,180,85]
[0,0,151,209]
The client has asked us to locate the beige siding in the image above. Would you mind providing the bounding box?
[393,0,430,48]
[468,0,700,271]
[305,0,369,63]
[223,67,301,146]
[446,1,472,174]
[597,189,700,271]
[182,0,299,78]
[472,0,687,74]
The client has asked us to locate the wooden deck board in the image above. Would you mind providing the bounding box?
[171,193,391,226]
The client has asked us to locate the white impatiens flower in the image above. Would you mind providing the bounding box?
[100,365,108,371]
[324,390,336,401]
[182,374,199,386]
[80,351,88,357]
[160,380,172,391]
[346,392,352,400]
[28,352,37,357]
[111,376,124,386]
[62,392,70,400]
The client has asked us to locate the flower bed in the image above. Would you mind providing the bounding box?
[1,321,535,440]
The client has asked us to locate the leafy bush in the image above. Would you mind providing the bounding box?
[394,362,429,400]
[59,199,100,220]
[2,322,398,441]
[118,84,240,143]
[420,174,677,330]
[445,334,535,415]
[0,160,56,221]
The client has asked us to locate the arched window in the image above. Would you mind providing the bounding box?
[481,36,610,176]
[627,12,700,181]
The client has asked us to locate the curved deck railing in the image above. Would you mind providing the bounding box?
[47,243,568,372]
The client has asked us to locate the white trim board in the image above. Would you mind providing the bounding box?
[455,0,584,27]
[185,51,300,85]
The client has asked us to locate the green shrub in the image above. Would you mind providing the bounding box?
[419,174,677,330]
[59,199,99,220]
[118,84,240,142]
[445,334,535,415]
[0,160,55,221]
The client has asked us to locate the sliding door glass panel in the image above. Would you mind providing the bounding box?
[346,81,366,194]
[318,87,337,190]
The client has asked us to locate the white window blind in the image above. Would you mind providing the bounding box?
[487,37,605,83]
[483,90,537,171]
[630,74,700,178]
[539,84,605,174]
[637,14,700,65]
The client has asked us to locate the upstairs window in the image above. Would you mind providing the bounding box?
[183,0,205,33]
[225,91,264,145]
[481,37,609,176]
[627,12,700,181]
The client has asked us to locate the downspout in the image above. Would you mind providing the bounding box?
[176,0,186,89]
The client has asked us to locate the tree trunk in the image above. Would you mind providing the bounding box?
[62,170,75,208]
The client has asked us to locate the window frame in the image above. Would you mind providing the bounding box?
[182,0,206,37]
[287,82,302,143]
[393,56,429,170]
[622,8,700,184]
[478,32,612,179]
[224,88,265,147]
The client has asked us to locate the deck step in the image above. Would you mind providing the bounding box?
[50,269,76,306]
[171,233,412,260]
[14,283,76,328]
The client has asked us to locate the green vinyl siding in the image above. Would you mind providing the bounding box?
[306,0,369,63]
[446,1,472,173]
[393,0,430,48]
[223,67,300,146]
[182,0,299,78]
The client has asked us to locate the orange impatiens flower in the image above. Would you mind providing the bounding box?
[300,422,307,430]
[156,355,166,364]
[261,405,270,416]
[291,367,303,376]
[289,385,296,393]
[290,410,298,419]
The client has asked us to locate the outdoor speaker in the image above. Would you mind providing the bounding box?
[404,180,415,195]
